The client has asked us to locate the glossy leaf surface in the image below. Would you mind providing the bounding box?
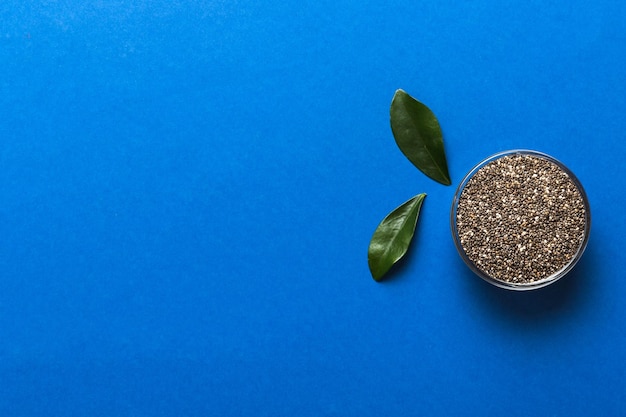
[390,90,451,185]
[368,194,426,281]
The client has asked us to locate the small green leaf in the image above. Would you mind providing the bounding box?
[390,89,451,185]
[368,194,427,281]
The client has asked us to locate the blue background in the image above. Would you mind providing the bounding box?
[1,1,625,415]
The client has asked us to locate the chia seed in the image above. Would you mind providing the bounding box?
[453,151,589,287]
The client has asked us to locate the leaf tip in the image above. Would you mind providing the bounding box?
[392,89,407,101]
[371,273,384,283]
[368,254,387,282]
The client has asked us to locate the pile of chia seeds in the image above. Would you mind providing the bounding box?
[456,154,587,284]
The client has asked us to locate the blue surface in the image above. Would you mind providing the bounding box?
[1,1,625,415]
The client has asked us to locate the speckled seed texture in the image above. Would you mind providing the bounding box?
[456,154,587,284]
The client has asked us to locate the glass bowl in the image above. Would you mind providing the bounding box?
[450,150,591,291]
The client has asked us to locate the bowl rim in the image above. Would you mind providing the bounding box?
[450,149,592,291]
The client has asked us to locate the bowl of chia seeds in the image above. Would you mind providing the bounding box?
[451,150,591,290]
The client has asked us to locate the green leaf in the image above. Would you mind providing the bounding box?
[390,89,451,185]
[368,194,427,281]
